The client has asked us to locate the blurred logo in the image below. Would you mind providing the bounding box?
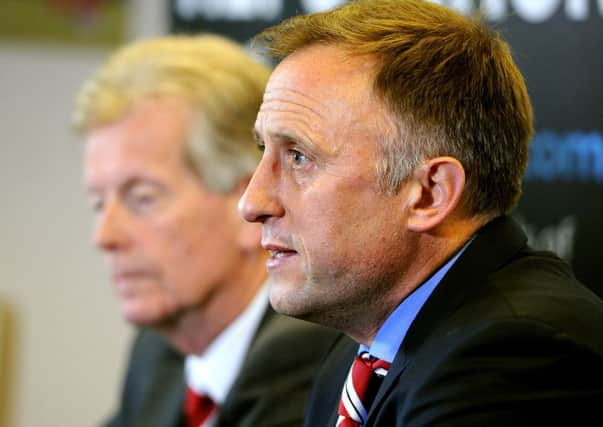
[514,214,577,261]
[525,131,603,183]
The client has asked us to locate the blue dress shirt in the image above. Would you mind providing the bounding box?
[360,244,469,362]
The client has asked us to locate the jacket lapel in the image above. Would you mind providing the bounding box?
[136,339,186,427]
[216,306,275,424]
[366,215,527,422]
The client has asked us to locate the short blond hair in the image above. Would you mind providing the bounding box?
[73,34,271,193]
[256,0,533,216]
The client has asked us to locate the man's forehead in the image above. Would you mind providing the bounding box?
[260,46,376,115]
[269,44,367,86]
[259,86,327,119]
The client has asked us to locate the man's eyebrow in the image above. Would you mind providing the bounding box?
[269,131,301,144]
[255,128,335,157]
[253,129,306,147]
[253,130,264,147]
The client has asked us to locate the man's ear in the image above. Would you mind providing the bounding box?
[406,157,465,233]
[232,175,263,252]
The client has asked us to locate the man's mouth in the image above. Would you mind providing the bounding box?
[112,270,150,283]
[269,249,297,257]
[263,243,298,268]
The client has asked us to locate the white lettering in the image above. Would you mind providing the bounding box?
[565,0,603,20]
[301,0,347,13]
[428,0,473,14]
[510,0,560,23]
[515,214,577,261]
[481,0,508,21]
[451,0,473,14]
[566,0,589,19]
[428,0,602,21]
[175,0,283,21]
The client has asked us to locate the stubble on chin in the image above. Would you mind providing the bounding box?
[266,275,341,330]
[268,275,316,318]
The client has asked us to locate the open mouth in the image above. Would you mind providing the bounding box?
[263,243,298,269]
[269,249,297,258]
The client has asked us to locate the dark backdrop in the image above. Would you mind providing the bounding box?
[169,0,603,298]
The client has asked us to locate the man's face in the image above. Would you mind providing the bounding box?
[239,44,417,330]
[85,98,248,326]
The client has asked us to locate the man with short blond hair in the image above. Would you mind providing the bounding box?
[239,1,603,425]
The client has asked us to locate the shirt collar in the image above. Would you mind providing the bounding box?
[184,284,269,404]
[361,242,470,362]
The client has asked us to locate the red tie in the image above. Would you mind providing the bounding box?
[184,386,217,427]
[336,352,391,427]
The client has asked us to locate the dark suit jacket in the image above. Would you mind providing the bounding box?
[306,216,603,426]
[104,307,338,427]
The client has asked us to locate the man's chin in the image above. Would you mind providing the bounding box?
[268,280,344,329]
[120,303,168,327]
[268,280,313,319]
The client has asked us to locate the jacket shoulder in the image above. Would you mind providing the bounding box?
[218,311,341,427]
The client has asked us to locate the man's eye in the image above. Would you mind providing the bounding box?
[290,149,309,167]
[133,193,156,206]
[89,197,104,213]
[126,185,161,213]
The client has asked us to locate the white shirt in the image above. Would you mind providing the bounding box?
[184,285,269,407]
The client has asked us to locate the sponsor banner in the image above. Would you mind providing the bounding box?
[170,0,603,297]
[170,0,347,41]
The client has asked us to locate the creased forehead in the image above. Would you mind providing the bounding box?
[268,44,379,111]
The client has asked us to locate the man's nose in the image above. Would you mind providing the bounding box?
[238,156,284,223]
[93,199,130,252]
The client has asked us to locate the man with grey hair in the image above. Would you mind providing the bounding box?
[74,34,336,427]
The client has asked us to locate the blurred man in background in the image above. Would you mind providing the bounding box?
[74,34,336,427]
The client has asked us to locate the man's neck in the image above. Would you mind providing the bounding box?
[348,217,484,346]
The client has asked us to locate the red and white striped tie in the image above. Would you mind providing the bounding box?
[336,352,391,427]
[184,385,217,427]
